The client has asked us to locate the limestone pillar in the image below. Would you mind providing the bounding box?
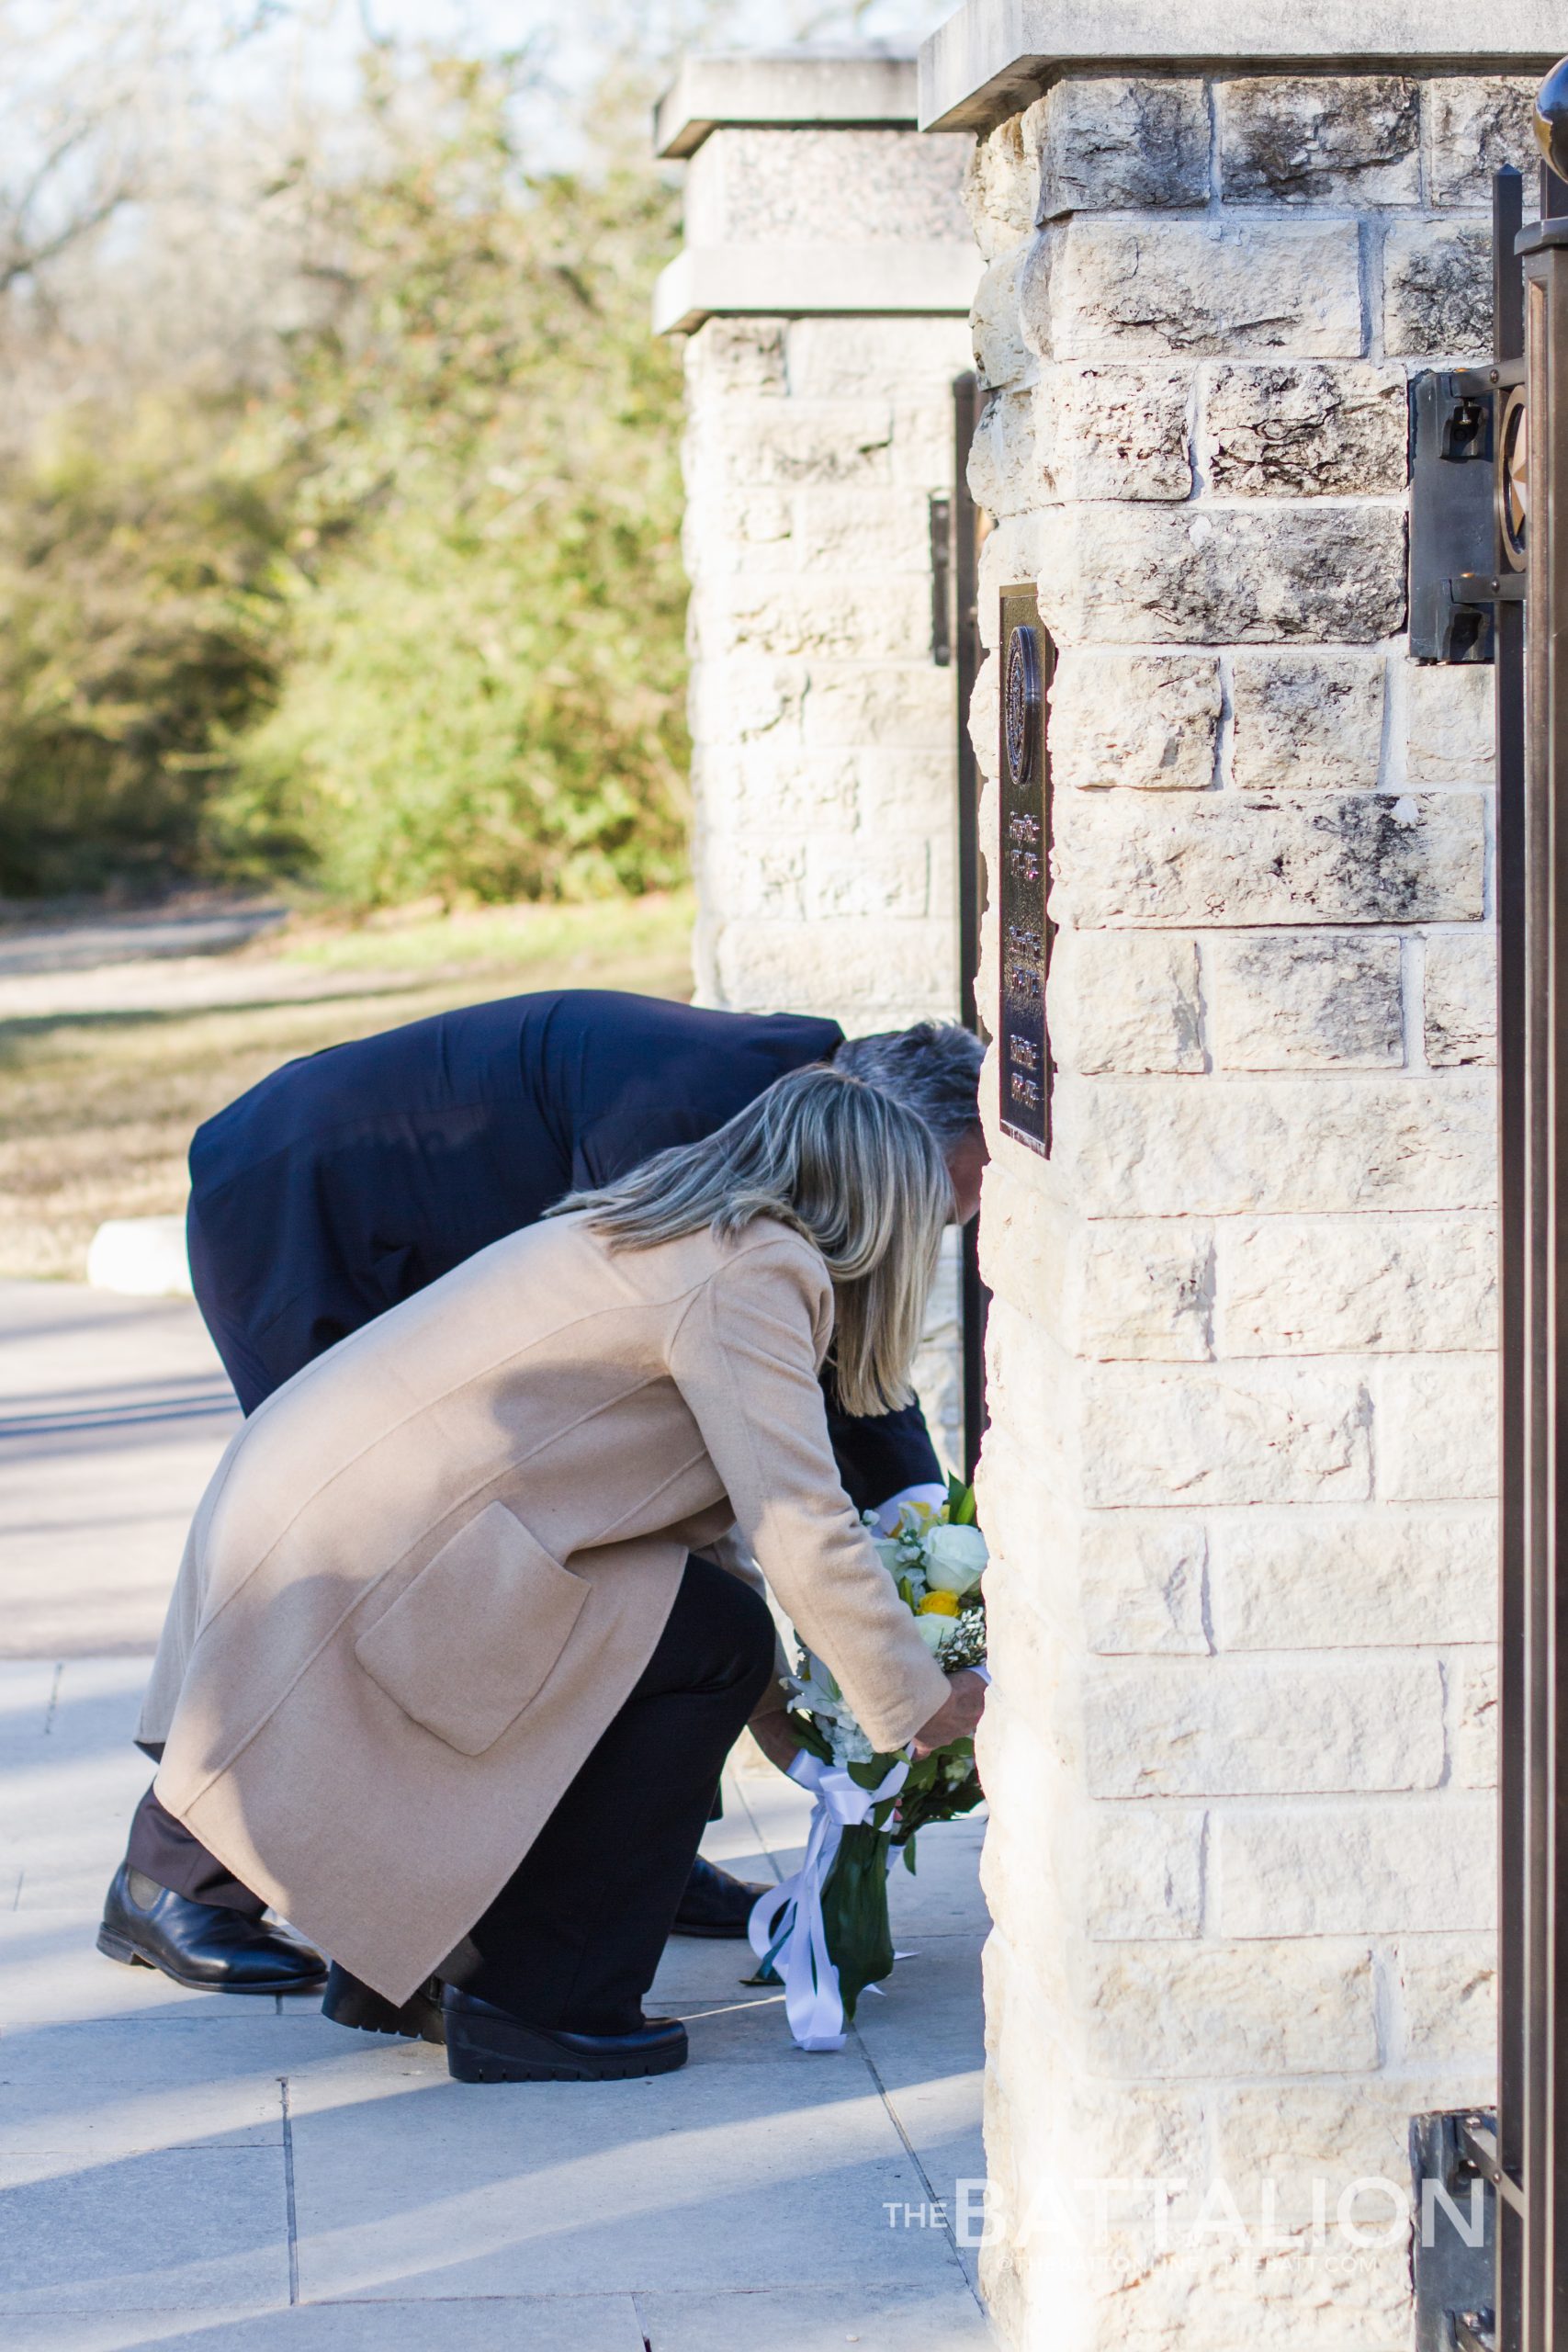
[655,49,981,1465]
[915,8,1562,2346]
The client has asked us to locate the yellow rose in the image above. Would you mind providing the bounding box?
[918,1589,960,1618]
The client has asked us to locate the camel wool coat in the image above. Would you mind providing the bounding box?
[140,1212,952,2002]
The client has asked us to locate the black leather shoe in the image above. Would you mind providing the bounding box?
[671,1852,768,1939]
[323,1960,445,2044]
[443,1987,688,2083]
[96,1864,326,1995]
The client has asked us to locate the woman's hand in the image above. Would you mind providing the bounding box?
[911,1668,987,1758]
[749,1709,803,1775]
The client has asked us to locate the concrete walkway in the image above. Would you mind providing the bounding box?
[0,1284,992,2348]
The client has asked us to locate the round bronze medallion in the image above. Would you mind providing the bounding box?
[1004,624,1042,788]
[1499,386,1529,570]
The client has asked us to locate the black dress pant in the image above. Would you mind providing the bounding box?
[439,1554,775,2032]
[127,1772,265,1917]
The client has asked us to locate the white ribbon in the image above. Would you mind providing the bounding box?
[748,1749,908,2052]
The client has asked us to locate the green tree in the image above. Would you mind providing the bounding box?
[213,55,692,905]
[0,50,691,906]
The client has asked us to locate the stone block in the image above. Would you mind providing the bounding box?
[1230,650,1385,790]
[791,489,937,574]
[1070,2231,1415,2349]
[689,657,805,748]
[684,318,787,398]
[804,834,930,920]
[1050,932,1204,1074]
[1406,661,1495,780]
[691,491,795,567]
[966,388,1038,516]
[1087,1805,1206,1939]
[726,840,805,920]
[890,396,959,490]
[1211,1506,1496,1649]
[804,662,953,749]
[1048,650,1222,790]
[1037,77,1211,220]
[1080,1360,1372,1509]
[1454,1651,1498,1789]
[963,100,1050,259]
[1051,364,1193,501]
[1215,2076,1497,2222]
[1424,933,1496,1067]
[713,916,954,1023]
[1375,1355,1499,1502]
[972,249,1031,390]
[1395,1932,1498,2065]
[784,315,974,401]
[1205,363,1406,497]
[727,747,952,838]
[1079,1222,1215,1363]
[1044,217,1365,358]
[1015,231,1054,366]
[1427,78,1541,207]
[976,513,1045,647]
[719,401,894,490]
[1054,791,1483,928]
[968,649,1000,778]
[1036,503,1405,644]
[1218,75,1420,205]
[1083,1939,1379,2076]
[1216,1797,1494,1935]
[1057,1070,1495,1216]
[1218,1212,1497,1353]
[1207,933,1404,1070]
[974,1158,1073,1325]
[1080,1516,1211,1653]
[1086,1653,1442,1797]
[719,577,930,661]
[1383,221,1493,357]
[689,125,971,246]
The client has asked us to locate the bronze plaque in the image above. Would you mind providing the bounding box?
[998,586,1052,1155]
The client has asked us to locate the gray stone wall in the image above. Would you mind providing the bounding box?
[963,68,1526,2352]
[664,89,977,1469]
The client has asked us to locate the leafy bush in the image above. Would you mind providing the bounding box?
[0,397,291,895]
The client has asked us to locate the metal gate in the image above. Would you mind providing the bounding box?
[950,371,988,1482]
[1409,59,1568,2352]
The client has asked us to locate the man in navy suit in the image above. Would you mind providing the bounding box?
[100,990,986,1996]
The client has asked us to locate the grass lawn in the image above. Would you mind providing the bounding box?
[0,891,694,1282]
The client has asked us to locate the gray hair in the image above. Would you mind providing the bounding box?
[552,1065,951,1419]
[831,1023,985,1154]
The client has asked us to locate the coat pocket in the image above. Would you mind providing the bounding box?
[354,1501,589,1757]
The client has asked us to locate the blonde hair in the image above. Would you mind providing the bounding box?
[553,1066,952,1417]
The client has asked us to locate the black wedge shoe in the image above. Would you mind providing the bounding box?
[322,1961,446,2044]
[97,1865,326,1995]
[443,1987,688,2083]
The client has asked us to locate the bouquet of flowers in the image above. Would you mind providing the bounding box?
[749,1476,987,2050]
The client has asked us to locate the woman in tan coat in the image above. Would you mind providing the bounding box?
[136,1067,986,2083]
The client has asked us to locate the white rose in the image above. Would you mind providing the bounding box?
[871,1538,907,1579]
[913,1614,952,1654]
[923,1521,988,1595]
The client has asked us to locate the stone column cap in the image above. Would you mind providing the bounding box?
[653,242,982,334]
[655,46,919,159]
[919,0,1568,132]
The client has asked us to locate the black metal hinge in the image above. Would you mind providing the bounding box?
[930,494,953,668]
[1409,373,1500,663]
[1411,2110,1498,2352]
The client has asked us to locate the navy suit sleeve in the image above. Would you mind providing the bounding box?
[822,1389,943,1517]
